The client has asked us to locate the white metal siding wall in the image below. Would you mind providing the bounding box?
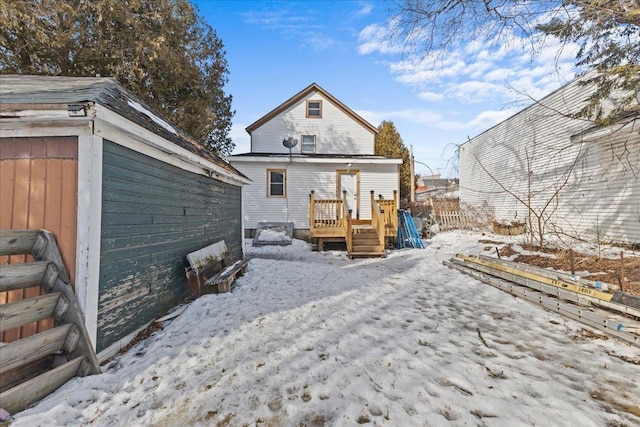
[251,90,375,155]
[460,78,640,245]
[231,160,399,230]
[561,121,640,244]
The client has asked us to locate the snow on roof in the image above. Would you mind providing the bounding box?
[126,99,177,134]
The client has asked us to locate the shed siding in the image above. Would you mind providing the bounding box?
[460,78,640,245]
[232,160,398,230]
[97,140,242,352]
[251,90,375,155]
[0,136,78,342]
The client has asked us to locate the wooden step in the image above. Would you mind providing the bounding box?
[352,236,380,244]
[0,356,86,414]
[351,245,383,253]
[349,251,387,258]
[0,229,39,256]
[0,292,64,332]
[0,324,73,375]
[0,261,58,292]
[0,356,53,394]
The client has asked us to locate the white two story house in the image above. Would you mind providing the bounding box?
[229,83,402,256]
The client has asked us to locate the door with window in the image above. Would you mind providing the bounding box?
[337,170,359,219]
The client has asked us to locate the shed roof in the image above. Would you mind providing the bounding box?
[0,74,245,179]
[245,82,378,135]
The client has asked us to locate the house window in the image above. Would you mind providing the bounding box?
[306,100,322,118]
[301,135,316,153]
[267,169,286,197]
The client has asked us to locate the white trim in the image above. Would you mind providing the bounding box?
[93,105,250,186]
[76,133,103,350]
[0,119,92,137]
[230,156,403,165]
[241,187,246,256]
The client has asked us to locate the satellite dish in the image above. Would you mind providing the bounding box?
[282,137,298,148]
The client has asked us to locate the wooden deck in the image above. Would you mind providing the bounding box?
[309,191,398,257]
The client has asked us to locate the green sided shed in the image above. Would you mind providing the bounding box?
[0,75,250,360]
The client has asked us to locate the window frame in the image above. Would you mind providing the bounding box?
[306,100,322,118]
[301,135,316,153]
[267,168,286,198]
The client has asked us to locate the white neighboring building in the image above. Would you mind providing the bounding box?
[229,83,402,239]
[459,74,640,246]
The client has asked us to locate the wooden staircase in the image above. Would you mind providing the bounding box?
[0,229,101,416]
[310,190,397,258]
[348,225,386,258]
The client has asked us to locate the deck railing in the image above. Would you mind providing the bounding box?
[345,194,353,253]
[374,191,398,237]
[309,191,347,237]
[310,190,398,241]
[370,192,385,251]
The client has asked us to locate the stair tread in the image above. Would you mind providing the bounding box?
[0,292,61,333]
[0,261,52,292]
[0,355,85,415]
[0,324,72,375]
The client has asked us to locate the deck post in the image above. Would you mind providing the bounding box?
[309,191,315,231]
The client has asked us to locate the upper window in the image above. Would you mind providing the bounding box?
[301,135,316,153]
[306,100,322,118]
[267,169,286,197]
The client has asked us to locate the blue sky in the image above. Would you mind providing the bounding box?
[193,0,578,178]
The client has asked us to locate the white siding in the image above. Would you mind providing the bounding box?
[231,159,399,230]
[460,77,640,246]
[251,90,375,155]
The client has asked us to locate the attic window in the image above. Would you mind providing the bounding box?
[306,100,322,118]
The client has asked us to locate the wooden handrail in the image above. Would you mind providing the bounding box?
[374,192,398,237]
[370,192,385,251]
[344,191,352,253]
[309,191,315,231]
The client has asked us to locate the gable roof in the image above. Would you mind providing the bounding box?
[0,74,245,179]
[245,82,378,135]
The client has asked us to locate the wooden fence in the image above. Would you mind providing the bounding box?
[437,210,475,230]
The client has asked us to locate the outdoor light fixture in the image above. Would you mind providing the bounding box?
[67,104,87,117]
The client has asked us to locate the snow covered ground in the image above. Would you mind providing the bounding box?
[11,231,640,427]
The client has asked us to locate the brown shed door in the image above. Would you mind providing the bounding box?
[0,136,78,342]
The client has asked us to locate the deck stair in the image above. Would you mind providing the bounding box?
[309,190,396,258]
[0,229,101,416]
[349,224,386,258]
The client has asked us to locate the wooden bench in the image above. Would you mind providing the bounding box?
[184,241,247,297]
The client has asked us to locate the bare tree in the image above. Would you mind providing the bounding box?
[474,143,585,247]
[389,0,640,122]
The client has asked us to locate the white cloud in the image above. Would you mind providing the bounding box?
[466,108,518,129]
[356,2,373,17]
[357,23,404,55]
[445,81,506,103]
[418,91,445,101]
[356,108,443,127]
[303,36,337,52]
